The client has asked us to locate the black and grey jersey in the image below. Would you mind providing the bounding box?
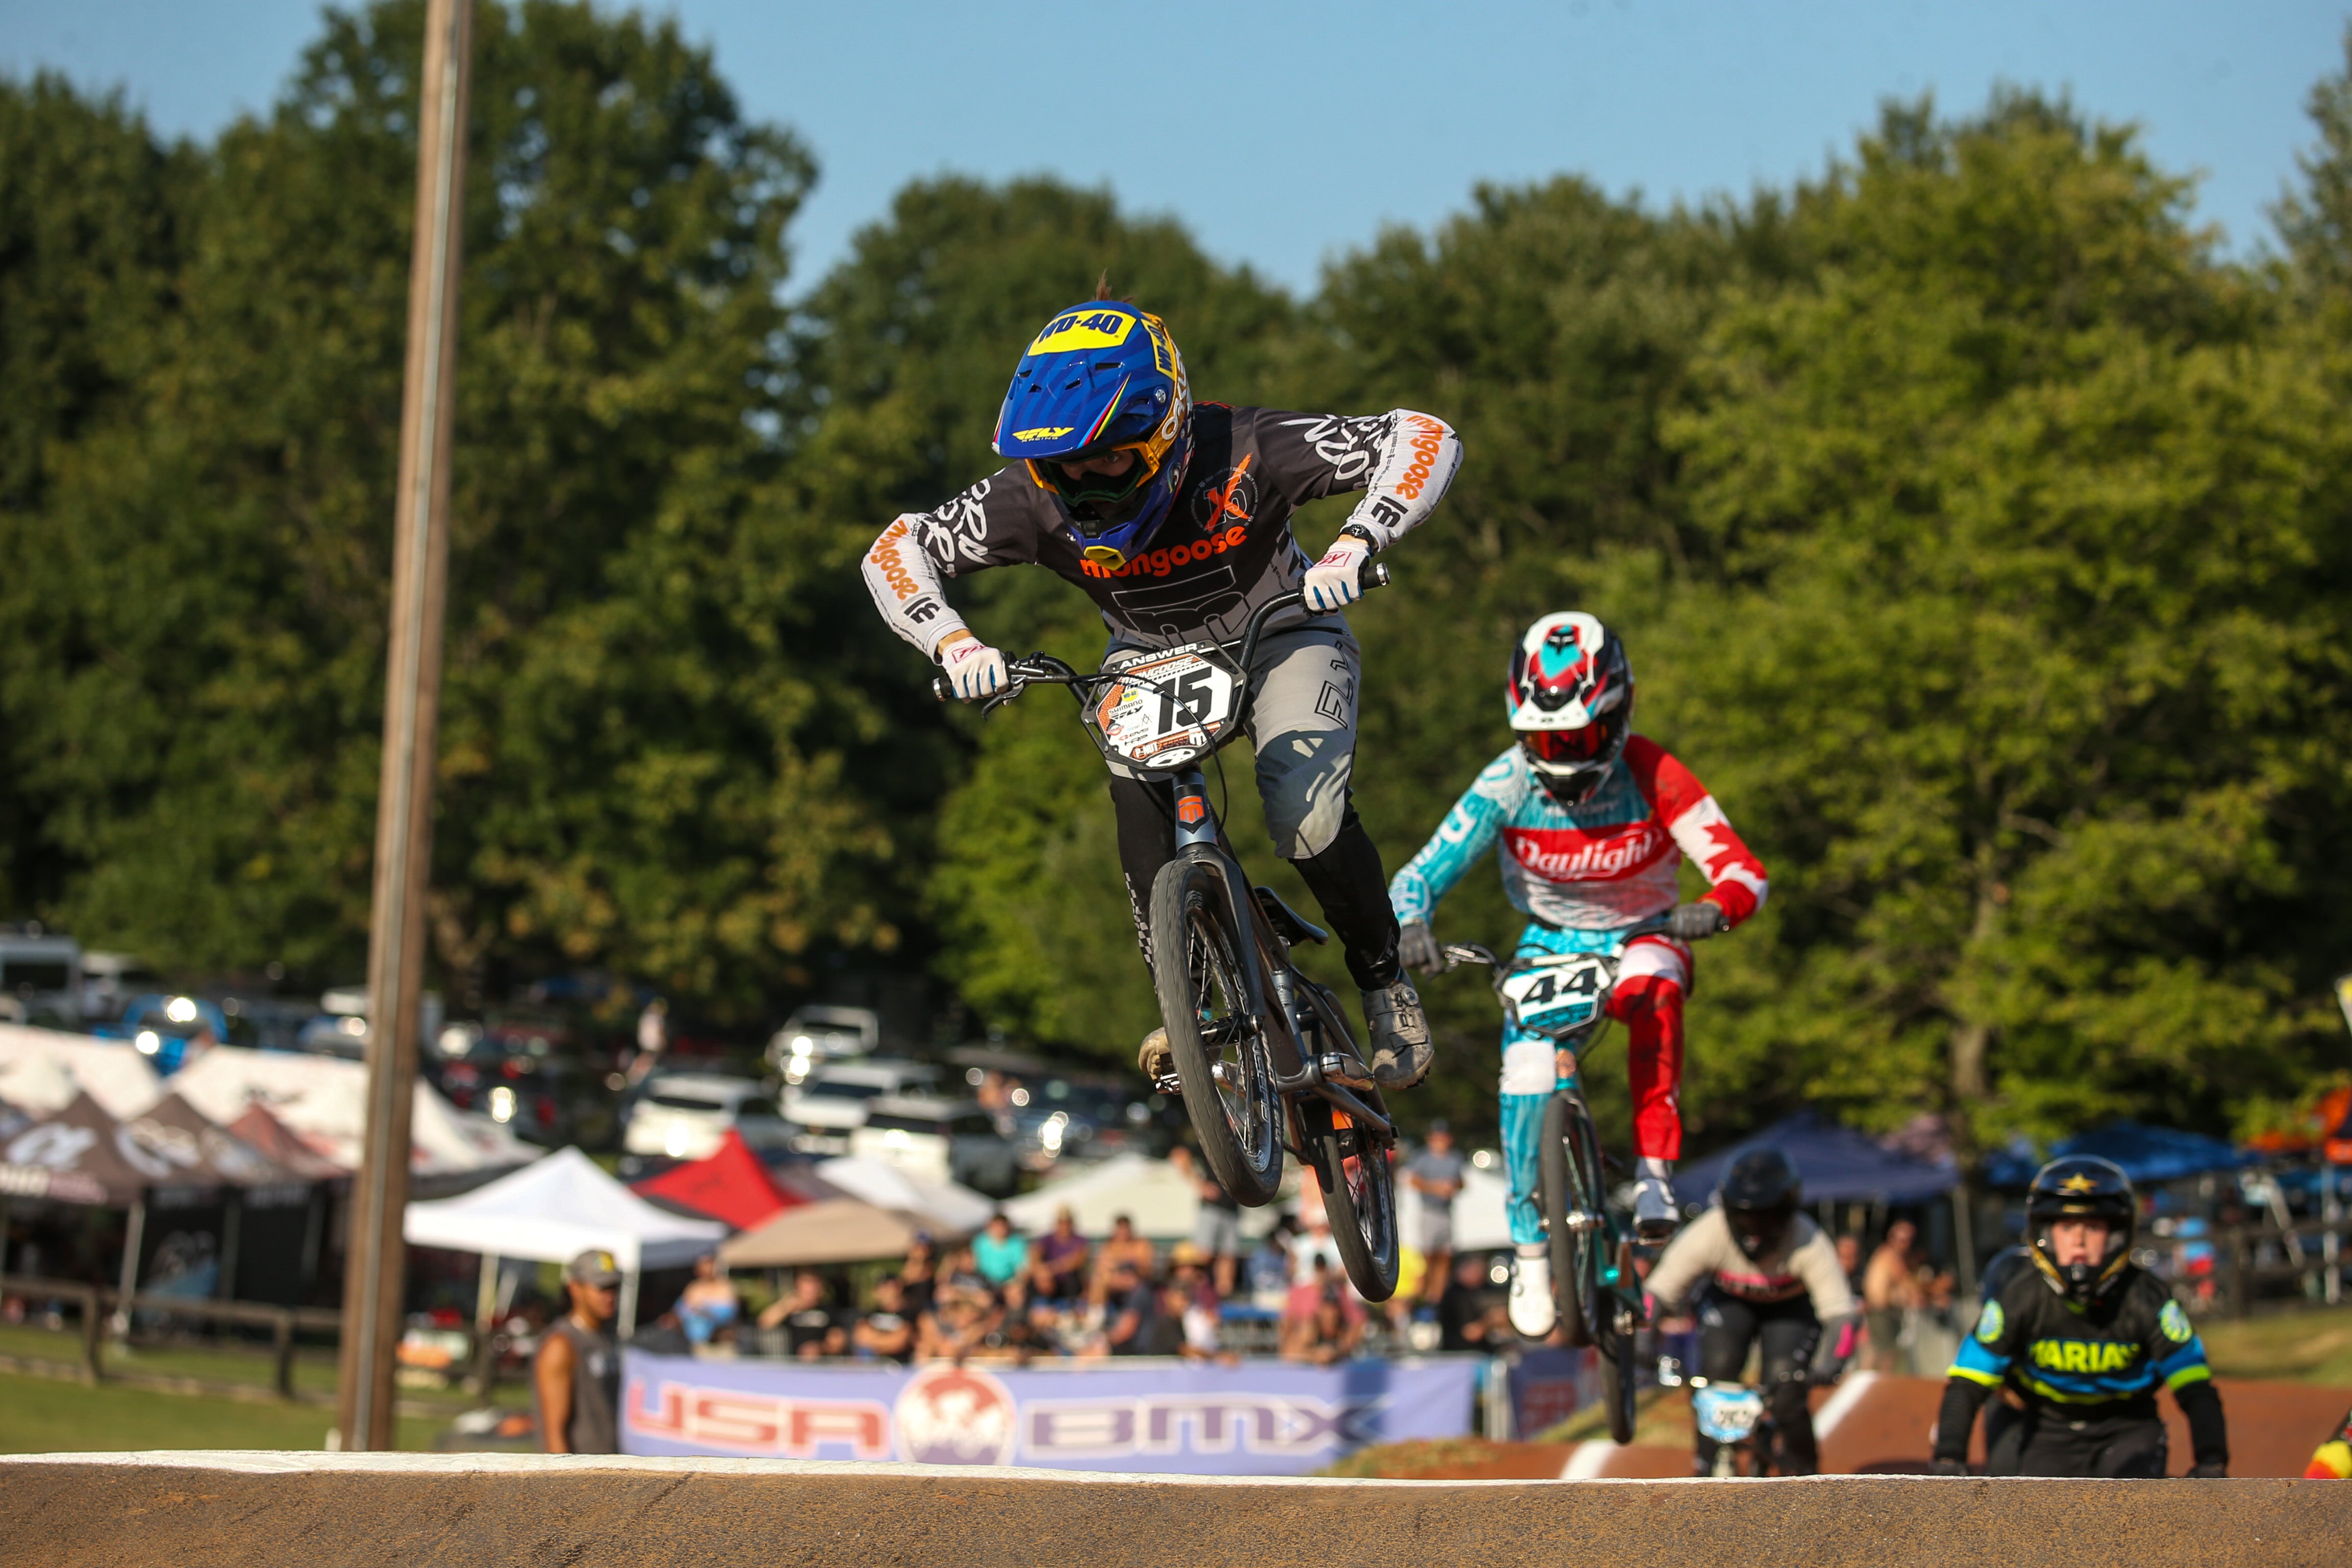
[862,404,1461,654]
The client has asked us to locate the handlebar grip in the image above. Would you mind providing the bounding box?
[930,674,954,703]
[1363,560,1391,591]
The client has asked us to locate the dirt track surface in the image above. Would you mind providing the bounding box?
[5,1452,2350,1568]
[1547,1374,2352,1480]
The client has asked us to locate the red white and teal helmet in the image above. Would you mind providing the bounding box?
[993,300,1191,571]
[1506,612,1633,802]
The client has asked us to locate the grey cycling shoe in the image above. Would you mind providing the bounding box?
[1137,1026,1172,1081]
[1362,977,1433,1089]
[1633,1172,1680,1242]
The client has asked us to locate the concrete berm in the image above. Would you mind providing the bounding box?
[2,1451,2348,1567]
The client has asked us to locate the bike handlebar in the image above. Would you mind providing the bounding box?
[930,559,1391,704]
[1437,910,1680,974]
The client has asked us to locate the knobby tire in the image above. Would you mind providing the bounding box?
[1149,855,1282,1207]
[1300,984,1399,1301]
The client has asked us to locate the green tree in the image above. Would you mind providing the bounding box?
[1636,93,2351,1149]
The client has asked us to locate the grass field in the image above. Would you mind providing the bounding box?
[0,1368,444,1453]
[2199,1304,2352,1385]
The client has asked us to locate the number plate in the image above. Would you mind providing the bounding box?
[1086,646,1241,770]
[1693,1385,1765,1443]
[1499,953,1610,1036]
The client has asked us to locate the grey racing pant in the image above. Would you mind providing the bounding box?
[1107,623,1401,992]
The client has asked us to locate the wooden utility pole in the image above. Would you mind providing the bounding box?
[336,0,473,1453]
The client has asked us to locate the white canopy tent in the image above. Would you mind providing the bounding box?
[1003,1152,1283,1243]
[0,1025,162,1120]
[404,1147,725,1337]
[169,1045,531,1175]
[812,1155,995,1236]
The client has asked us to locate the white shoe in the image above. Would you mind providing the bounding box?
[1508,1242,1556,1338]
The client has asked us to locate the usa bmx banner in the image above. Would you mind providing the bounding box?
[621,1351,1480,1474]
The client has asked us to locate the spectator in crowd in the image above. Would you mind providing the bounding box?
[852,1276,916,1364]
[1166,1242,1239,1365]
[897,1235,939,1320]
[1862,1219,1951,1371]
[535,1250,622,1454]
[974,1212,1030,1295]
[1245,1217,1297,1311]
[917,1283,999,1362]
[758,1270,847,1359]
[625,997,669,1087]
[1169,1145,1243,1297]
[1282,1289,1363,1365]
[675,1251,740,1352]
[1405,1123,1464,1303]
[1100,1258,1159,1356]
[1028,1207,1090,1305]
[1091,1214,1156,1305]
[1835,1232,1865,1297]
[1436,1252,1510,1353]
[940,1243,991,1300]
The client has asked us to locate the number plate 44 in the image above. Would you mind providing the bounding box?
[1087,646,1241,770]
[1500,953,1610,1035]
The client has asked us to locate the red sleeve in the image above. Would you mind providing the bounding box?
[1623,737,1769,926]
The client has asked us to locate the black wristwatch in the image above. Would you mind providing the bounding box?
[1339,523,1380,550]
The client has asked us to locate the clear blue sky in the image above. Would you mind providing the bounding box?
[4,1,2344,295]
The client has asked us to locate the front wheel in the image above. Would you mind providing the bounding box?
[1150,854,1283,1206]
[1538,1093,1603,1349]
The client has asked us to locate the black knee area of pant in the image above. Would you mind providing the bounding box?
[1287,799,1400,991]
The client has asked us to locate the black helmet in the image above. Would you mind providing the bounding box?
[1719,1147,1801,1260]
[2026,1155,2136,1305]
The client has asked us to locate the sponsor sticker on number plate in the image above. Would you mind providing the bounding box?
[1091,649,1238,768]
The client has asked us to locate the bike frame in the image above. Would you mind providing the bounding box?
[936,568,1396,1152]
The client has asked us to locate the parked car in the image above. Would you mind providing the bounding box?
[91,993,234,1075]
[765,1005,881,1083]
[622,1072,786,1161]
[849,1095,1021,1196]
[0,928,83,1027]
[781,1059,940,1153]
[999,1072,1161,1172]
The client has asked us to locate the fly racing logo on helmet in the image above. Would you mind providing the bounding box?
[1014,426,1073,442]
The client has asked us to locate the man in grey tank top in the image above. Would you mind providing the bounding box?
[535,1248,622,1454]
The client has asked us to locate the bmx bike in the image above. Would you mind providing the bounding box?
[933,566,1401,1301]
[1439,913,1718,1442]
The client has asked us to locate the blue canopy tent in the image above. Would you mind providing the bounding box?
[1672,1112,1959,1207]
[1981,1122,2252,1190]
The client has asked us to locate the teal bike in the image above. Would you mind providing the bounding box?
[1441,913,1698,1445]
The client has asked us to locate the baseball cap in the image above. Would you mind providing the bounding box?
[565,1249,623,1288]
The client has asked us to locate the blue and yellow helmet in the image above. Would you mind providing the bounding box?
[994,300,1191,569]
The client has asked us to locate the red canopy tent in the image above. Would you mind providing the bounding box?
[630,1129,805,1231]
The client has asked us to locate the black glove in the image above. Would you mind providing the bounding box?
[1667,901,1729,941]
[1928,1458,1969,1478]
[2186,1462,2227,1479]
[1398,922,1444,976]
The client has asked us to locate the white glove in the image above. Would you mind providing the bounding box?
[1303,534,1373,612]
[941,637,1008,701]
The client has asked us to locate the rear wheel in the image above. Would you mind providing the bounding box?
[1592,1247,1638,1445]
[1150,855,1282,1206]
[1304,1096,1400,1302]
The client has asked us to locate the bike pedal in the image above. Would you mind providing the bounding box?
[1150,1071,1183,1095]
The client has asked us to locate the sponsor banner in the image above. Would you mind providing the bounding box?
[622,1352,1479,1474]
[1506,1348,1601,1438]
